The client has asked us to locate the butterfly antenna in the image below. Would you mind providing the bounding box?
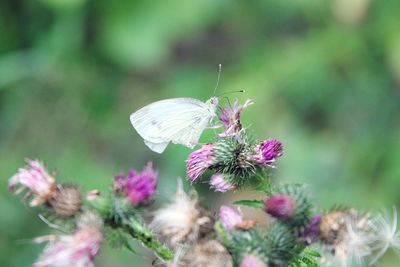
[213,64,222,95]
[217,89,246,97]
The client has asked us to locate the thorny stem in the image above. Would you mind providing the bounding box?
[124,217,174,261]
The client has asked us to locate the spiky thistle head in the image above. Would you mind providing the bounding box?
[264,222,297,265]
[212,137,257,187]
[265,184,312,232]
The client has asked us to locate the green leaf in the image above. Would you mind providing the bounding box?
[233,199,264,209]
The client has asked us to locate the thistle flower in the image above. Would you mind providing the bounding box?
[33,212,103,267]
[264,195,295,220]
[9,159,56,207]
[209,173,236,192]
[369,207,400,265]
[219,98,254,138]
[150,181,213,248]
[300,214,322,244]
[240,254,268,267]
[186,144,215,182]
[219,206,243,231]
[178,239,233,267]
[252,139,283,166]
[114,162,157,206]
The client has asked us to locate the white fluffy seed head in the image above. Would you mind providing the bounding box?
[150,181,213,248]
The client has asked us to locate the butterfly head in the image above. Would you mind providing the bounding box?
[207,97,219,115]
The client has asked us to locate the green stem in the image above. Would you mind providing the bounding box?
[124,217,174,261]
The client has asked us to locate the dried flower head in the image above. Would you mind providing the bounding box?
[150,181,213,248]
[252,139,283,166]
[33,212,103,267]
[9,159,57,207]
[240,254,268,267]
[114,162,157,206]
[209,173,236,192]
[186,144,215,182]
[177,239,233,267]
[219,98,254,138]
[49,184,82,217]
[320,209,376,267]
[264,195,295,220]
[368,207,400,265]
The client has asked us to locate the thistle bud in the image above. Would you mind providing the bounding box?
[264,195,295,220]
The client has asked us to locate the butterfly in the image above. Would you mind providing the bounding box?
[130,97,219,153]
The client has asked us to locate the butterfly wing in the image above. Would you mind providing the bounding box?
[130,98,214,153]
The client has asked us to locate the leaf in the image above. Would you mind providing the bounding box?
[233,199,264,209]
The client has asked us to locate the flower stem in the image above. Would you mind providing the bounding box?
[125,217,174,261]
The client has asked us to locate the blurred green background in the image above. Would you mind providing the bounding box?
[1,0,400,266]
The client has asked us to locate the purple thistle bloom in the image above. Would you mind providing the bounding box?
[219,99,254,138]
[210,173,236,192]
[240,254,267,267]
[252,139,283,166]
[264,195,295,220]
[219,206,243,231]
[186,144,215,182]
[301,214,322,244]
[33,212,103,267]
[114,162,157,206]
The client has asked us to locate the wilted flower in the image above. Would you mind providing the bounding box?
[252,139,283,166]
[114,162,157,206]
[209,173,236,192]
[178,239,233,267]
[369,207,400,265]
[264,195,295,220]
[9,159,56,207]
[150,181,212,248]
[219,206,243,231]
[240,254,268,267]
[219,98,254,138]
[33,212,103,267]
[186,144,215,182]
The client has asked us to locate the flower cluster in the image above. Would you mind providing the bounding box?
[8,97,400,267]
[186,99,283,192]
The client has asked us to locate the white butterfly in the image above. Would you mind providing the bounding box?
[130,97,219,153]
